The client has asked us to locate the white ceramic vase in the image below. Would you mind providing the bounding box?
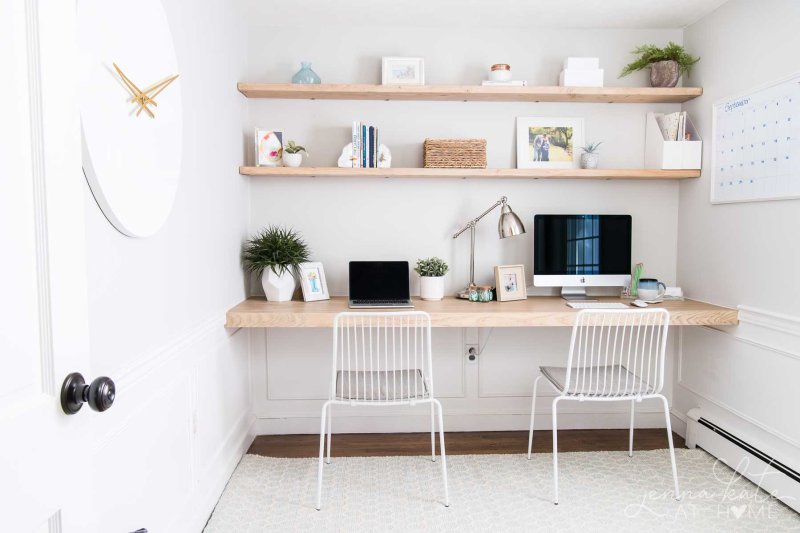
[283,152,303,167]
[261,269,296,302]
[419,276,445,301]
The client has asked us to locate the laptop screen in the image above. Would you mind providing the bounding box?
[349,261,410,301]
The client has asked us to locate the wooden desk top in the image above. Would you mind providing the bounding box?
[225,296,738,328]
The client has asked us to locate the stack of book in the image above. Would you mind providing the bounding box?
[655,111,691,141]
[350,121,380,168]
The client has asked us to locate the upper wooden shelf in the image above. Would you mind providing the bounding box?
[239,166,700,180]
[237,83,702,103]
[226,296,738,328]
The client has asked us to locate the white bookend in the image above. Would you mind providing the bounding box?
[645,112,702,169]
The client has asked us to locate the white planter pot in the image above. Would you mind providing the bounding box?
[283,152,303,167]
[580,152,599,169]
[419,276,445,301]
[261,269,296,302]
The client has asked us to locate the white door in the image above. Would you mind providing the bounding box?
[0,1,95,531]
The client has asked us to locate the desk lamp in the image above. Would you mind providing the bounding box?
[452,196,526,299]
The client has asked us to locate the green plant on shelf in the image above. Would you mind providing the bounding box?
[283,140,308,155]
[580,141,603,154]
[414,257,449,277]
[242,225,310,277]
[619,42,700,78]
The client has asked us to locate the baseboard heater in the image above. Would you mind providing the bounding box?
[686,408,800,513]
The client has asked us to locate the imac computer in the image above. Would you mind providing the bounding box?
[533,214,632,301]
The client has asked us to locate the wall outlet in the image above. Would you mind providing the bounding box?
[465,344,479,363]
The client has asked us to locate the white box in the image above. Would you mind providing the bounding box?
[563,57,600,70]
[558,69,604,87]
[644,112,702,170]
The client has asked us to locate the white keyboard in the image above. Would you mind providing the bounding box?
[566,302,629,309]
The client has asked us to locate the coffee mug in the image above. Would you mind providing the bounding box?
[637,278,666,301]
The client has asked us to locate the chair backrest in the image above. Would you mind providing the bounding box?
[330,311,434,402]
[562,309,670,397]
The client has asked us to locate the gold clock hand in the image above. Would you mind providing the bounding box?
[113,63,157,117]
[135,74,178,117]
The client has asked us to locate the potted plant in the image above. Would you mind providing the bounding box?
[619,42,699,87]
[579,142,602,169]
[282,141,308,168]
[243,226,310,302]
[414,257,449,301]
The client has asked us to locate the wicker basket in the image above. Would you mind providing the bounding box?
[423,138,487,168]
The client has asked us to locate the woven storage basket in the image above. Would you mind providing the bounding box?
[423,138,487,168]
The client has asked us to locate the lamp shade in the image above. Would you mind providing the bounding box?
[498,203,526,238]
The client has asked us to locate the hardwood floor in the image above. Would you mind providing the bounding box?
[248,429,686,458]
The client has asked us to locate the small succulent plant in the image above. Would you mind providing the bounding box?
[581,142,603,154]
[414,257,449,277]
[283,140,308,155]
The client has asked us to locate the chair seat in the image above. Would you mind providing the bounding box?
[336,369,429,401]
[540,365,654,396]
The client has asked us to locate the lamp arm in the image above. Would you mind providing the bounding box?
[452,196,508,239]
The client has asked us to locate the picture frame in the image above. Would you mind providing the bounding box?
[382,57,425,86]
[516,117,584,169]
[255,128,284,167]
[494,264,527,302]
[298,262,330,302]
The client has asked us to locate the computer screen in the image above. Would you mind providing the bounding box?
[534,215,632,276]
[349,261,411,300]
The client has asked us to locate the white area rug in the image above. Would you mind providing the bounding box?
[205,449,800,532]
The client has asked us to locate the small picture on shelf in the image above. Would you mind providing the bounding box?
[516,117,584,169]
[255,129,284,167]
[299,262,330,302]
[494,264,527,302]
[382,57,425,85]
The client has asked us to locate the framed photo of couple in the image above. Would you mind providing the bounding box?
[516,117,584,169]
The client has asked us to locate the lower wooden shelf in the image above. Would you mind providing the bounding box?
[225,296,738,328]
[239,166,700,180]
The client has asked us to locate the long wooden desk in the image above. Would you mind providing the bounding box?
[225,296,738,328]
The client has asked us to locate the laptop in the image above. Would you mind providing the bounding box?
[348,261,414,308]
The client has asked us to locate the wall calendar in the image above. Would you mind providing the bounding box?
[712,73,800,204]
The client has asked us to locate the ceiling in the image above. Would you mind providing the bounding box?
[243,0,730,28]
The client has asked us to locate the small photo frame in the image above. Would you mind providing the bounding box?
[382,57,425,85]
[516,117,584,169]
[255,129,283,167]
[494,264,527,302]
[299,262,330,302]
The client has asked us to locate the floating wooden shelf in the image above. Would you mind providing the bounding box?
[239,166,700,180]
[237,83,702,103]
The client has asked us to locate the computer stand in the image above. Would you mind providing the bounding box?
[560,287,598,302]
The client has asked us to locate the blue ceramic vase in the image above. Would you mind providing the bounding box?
[291,62,321,84]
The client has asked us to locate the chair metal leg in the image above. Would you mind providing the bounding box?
[316,401,330,511]
[326,402,332,464]
[552,397,560,505]
[433,399,450,507]
[629,399,635,458]
[527,375,542,460]
[658,395,681,500]
[430,401,436,462]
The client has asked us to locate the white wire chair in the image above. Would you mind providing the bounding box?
[316,311,449,511]
[527,308,680,504]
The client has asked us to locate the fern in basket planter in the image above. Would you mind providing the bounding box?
[414,257,449,301]
[243,226,310,302]
[619,42,699,87]
[282,141,308,168]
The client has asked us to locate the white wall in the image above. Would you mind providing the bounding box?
[245,25,686,433]
[674,0,800,472]
[82,0,253,530]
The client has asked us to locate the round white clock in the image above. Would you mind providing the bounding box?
[78,0,182,237]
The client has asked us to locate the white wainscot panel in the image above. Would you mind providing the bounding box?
[265,328,464,400]
[479,327,572,397]
[679,326,800,448]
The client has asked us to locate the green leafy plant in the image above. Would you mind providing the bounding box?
[619,42,700,78]
[283,140,308,155]
[414,257,449,277]
[242,226,310,277]
[580,141,603,154]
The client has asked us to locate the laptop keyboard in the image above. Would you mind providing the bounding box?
[351,299,409,305]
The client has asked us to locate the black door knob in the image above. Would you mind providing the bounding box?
[60,372,116,415]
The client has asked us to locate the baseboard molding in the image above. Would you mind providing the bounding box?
[170,413,256,533]
[253,409,675,435]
